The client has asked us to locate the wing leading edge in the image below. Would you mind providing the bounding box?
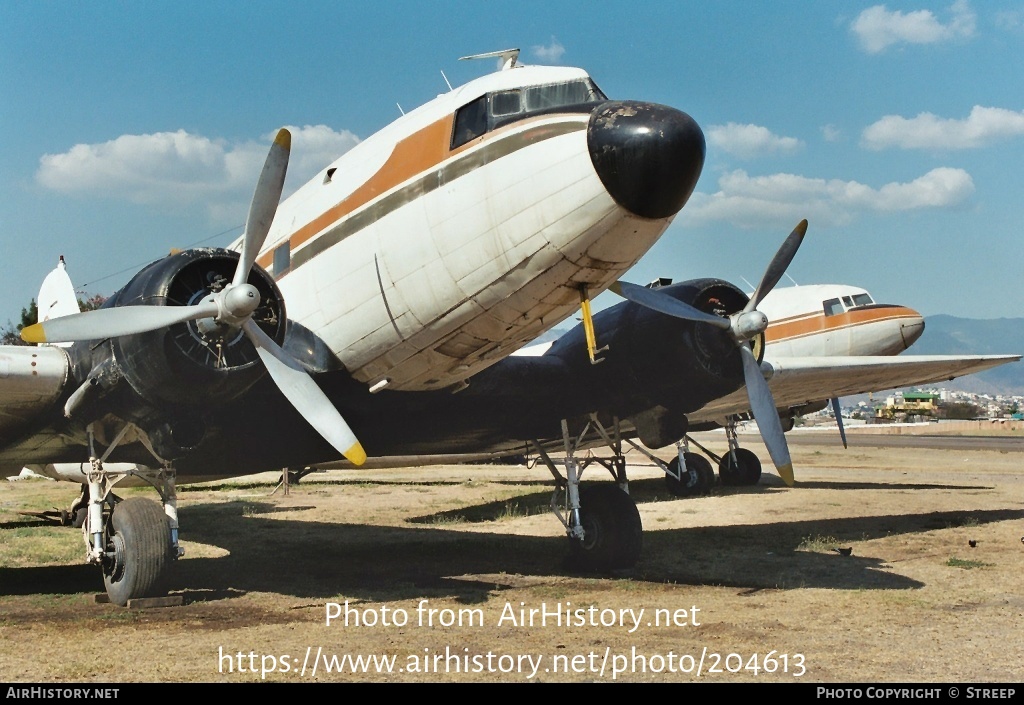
[690,354,1021,424]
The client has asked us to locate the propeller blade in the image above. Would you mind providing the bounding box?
[746,219,808,313]
[740,345,794,486]
[831,396,848,449]
[610,281,731,329]
[242,320,367,466]
[20,299,220,344]
[233,128,291,287]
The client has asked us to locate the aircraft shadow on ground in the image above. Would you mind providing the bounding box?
[4,471,1020,602]
[7,493,1023,603]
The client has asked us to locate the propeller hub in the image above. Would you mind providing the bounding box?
[731,310,768,341]
[222,284,261,321]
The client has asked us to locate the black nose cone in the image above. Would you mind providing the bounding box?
[588,101,705,219]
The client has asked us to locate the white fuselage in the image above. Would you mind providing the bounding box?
[233,66,678,392]
[760,284,925,357]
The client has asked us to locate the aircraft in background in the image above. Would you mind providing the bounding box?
[464,260,1015,502]
[759,283,925,357]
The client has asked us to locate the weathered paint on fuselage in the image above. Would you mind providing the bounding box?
[234,66,691,392]
[3,62,707,479]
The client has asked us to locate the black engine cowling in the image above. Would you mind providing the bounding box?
[536,278,756,439]
[106,248,286,409]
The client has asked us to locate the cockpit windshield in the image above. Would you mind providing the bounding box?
[452,78,607,149]
[822,292,875,316]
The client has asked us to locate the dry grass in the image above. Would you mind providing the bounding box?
[2,433,1023,682]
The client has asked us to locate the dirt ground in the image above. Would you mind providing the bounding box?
[1,429,1022,683]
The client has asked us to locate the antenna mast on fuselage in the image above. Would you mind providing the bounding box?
[459,48,521,71]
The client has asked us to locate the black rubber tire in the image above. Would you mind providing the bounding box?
[569,484,642,571]
[102,497,172,607]
[690,453,716,492]
[665,453,714,496]
[71,507,88,529]
[718,448,762,486]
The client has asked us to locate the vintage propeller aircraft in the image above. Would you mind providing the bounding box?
[4,49,1018,605]
[4,49,708,604]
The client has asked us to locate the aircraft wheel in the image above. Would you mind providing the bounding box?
[102,497,172,607]
[70,507,88,529]
[569,484,642,571]
[665,453,713,496]
[718,448,762,486]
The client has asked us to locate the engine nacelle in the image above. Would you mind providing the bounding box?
[93,248,286,417]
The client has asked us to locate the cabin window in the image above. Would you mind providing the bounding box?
[274,242,291,277]
[823,298,843,316]
[851,293,873,307]
[451,95,488,148]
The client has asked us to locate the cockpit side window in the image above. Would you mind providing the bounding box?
[451,95,488,149]
[823,298,844,316]
[452,78,608,151]
[490,90,522,117]
[524,80,599,110]
[842,295,854,308]
[851,293,873,307]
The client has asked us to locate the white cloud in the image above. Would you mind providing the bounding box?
[531,37,566,63]
[36,125,360,210]
[995,10,1024,32]
[685,167,974,228]
[821,124,842,142]
[862,106,1024,150]
[707,123,803,159]
[280,124,361,181]
[851,1,976,54]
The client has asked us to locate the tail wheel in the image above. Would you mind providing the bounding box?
[569,484,642,571]
[665,453,714,496]
[102,497,173,606]
[718,448,762,486]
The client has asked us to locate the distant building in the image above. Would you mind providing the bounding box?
[875,391,940,420]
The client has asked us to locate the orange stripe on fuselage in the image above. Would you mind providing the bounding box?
[256,115,458,270]
[765,305,919,344]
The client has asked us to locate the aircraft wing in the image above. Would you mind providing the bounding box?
[689,354,1021,424]
[0,344,73,475]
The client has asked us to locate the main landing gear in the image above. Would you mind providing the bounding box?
[718,418,762,486]
[662,417,763,496]
[531,415,642,572]
[664,440,714,497]
[80,424,183,606]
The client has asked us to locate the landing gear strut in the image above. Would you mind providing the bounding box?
[664,438,714,497]
[82,424,182,606]
[719,419,762,486]
[531,415,641,572]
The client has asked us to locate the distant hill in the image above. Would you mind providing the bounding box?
[910,315,1024,395]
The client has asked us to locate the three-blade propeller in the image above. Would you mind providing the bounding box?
[611,219,808,486]
[21,129,367,466]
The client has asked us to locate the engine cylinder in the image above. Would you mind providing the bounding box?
[108,248,286,408]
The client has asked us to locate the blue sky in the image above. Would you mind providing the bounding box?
[2,1,1022,326]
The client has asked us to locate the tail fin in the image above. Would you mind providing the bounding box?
[36,256,81,347]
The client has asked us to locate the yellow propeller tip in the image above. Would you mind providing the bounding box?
[20,324,47,344]
[779,464,795,487]
[795,219,808,236]
[344,442,367,466]
[274,128,292,150]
